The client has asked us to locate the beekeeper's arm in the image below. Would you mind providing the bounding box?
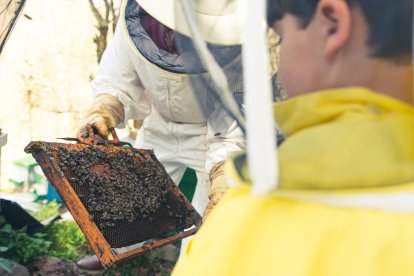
[80,22,151,138]
[204,100,245,217]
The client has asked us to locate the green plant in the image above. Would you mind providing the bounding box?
[43,221,92,260]
[102,250,177,276]
[0,256,12,273]
[104,256,147,276]
[32,201,60,221]
[0,220,51,264]
[0,214,92,266]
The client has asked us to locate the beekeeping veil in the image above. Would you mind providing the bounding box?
[0,0,26,55]
[136,0,279,195]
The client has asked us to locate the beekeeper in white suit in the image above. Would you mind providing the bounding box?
[78,0,291,269]
[78,0,244,267]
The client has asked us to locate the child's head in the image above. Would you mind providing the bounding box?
[267,0,413,101]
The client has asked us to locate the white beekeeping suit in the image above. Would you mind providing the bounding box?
[83,0,245,216]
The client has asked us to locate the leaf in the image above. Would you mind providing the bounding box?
[0,246,8,252]
[0,224,12,233]
[0,258,12,273]
[33,201,60,221]
[33,232,47,238]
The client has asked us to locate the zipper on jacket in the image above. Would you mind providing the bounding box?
[167,80,177,121]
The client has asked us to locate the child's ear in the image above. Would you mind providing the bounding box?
[316,0,351,59]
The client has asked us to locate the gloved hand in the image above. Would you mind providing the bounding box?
[79,94,124,138]
[203,160,228,220]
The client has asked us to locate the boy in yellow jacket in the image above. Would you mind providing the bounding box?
[173,0,414,275]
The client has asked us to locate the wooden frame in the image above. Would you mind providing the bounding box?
[26,142,202,269]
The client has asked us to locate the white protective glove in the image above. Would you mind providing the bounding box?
[79,94,124,138]
[203,160,228,220]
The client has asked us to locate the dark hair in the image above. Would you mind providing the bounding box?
[267,0,413,61]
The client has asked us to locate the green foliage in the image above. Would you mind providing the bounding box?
[0,215,91,265]
[102,253,175,276]
[0,257,12,273]
[43,221,92,260]
[104,256,147,276]
[103,244,180,276]
[32,201,60,221]
[0,221,51,264]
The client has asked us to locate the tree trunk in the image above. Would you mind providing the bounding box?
[88,0,119,62]
[94,24,108,62]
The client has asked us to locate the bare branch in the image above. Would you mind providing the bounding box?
[103,0,110,22]
[88,0,119,62]
[88,0,103,22]
[110,0,118,33]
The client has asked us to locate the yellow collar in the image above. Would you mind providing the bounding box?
[272,87,414,190]
[274,87,414,137]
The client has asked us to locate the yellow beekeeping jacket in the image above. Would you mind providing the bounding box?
[173,87,414,276]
